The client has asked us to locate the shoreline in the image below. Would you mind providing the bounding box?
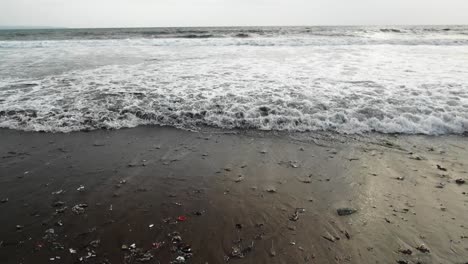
[1,126,467,263]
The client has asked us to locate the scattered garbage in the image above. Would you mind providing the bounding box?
[69,248,77,254]
[177,216,187,222]
[53,201,65,207]
[52,190,64,195]
[43,228,57,243]
[174,256,185,263]
[89,240,100,248]
[72,204,88,215]
[234,175,244,183]
[149,224,154,228]
[288,161,299,168]
[343,230,351,239]
[409,154,424,160]
[77,185,85,192]
[398,248,412,255]
[416,244,430,253]
[228,241,254,259]
[455,178,466,185]
[337,208,357,216]
[265,187,277,193]
[289,208,306,221]
[123,244,154,263]
[322,234,336,243]
[396,176,405,181]
[436,165,447,171]
[55,206,67,214]
[152,241,165,249]
[168,232,193,263]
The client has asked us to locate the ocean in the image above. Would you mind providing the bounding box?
[0,26,467,134]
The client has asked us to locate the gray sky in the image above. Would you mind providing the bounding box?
[1,0,467,28]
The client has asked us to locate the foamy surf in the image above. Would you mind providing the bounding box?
[1,26,468,134]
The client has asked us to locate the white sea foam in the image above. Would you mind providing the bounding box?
[1,31,468,134]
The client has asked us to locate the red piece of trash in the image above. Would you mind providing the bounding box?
[177,216,187,222]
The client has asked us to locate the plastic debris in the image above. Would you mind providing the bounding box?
[52,190,64,195]
[149,224,154,228]
[168,232,193,262]
[69,248,77,254]
[337,208,357,216]
[177,216,187,222]
[55,206,68,214]
[72,204,88,215]
[77,185,85,192]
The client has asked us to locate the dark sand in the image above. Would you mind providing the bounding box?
[0,126,467,264]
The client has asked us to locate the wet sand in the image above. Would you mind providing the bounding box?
[0,126,467,264]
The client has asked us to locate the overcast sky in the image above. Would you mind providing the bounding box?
[1,0,467,28]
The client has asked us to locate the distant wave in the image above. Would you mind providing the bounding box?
[1,26,468,41]
[2,37,468,49]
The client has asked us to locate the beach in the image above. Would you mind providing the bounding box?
[1,126,467,263]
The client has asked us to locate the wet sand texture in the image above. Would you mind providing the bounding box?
[0,127,467,264]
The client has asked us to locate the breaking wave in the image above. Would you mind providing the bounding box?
[1,57,467,135]
[1,26,468,135]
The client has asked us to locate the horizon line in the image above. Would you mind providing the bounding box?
[1,23,467,30]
